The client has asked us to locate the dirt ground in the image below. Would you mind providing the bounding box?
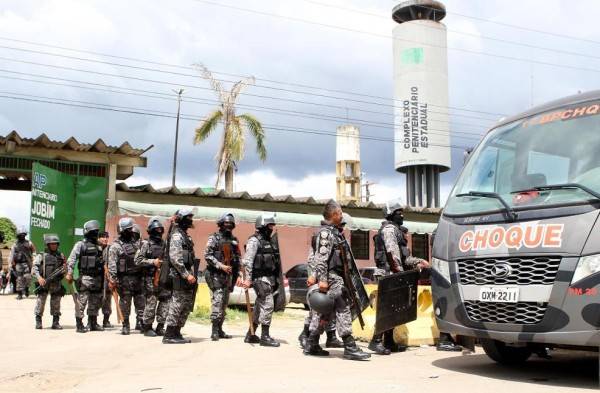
[0,295,597,393]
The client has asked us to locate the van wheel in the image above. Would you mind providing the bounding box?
[481,339,532,365]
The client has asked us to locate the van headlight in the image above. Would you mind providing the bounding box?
[432,257,451,283]
[572,254,600,284]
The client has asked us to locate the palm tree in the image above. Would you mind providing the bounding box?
[193,63,267,192]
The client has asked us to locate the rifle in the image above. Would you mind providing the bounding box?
[34,264,67,294]
[339,238,365,329]
[224,242,254,335]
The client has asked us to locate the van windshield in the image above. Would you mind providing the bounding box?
[445,100,600,216]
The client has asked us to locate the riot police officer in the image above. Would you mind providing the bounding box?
[67,220,105,333]
[9,227,35,300]
[369,199,429,355]
[304,201,370,361]
[204,213,240,341]
[32,234,66,329]
[163,209,197,344]
[242,213,281,347]
[98,231,113,328]
[108,217,144,335]
[135,217,170,337]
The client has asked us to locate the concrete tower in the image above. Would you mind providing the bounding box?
[393,0,450,208]
[336,125,361,203]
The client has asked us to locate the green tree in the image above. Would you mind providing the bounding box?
[0,217,17,247]
[193,63,267,193]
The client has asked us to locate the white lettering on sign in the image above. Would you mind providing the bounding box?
[459,223,564,252]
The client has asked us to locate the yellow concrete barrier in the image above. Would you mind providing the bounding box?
[352,285,439,346]
[195,282,212,309]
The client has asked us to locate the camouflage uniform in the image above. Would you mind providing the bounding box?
[108,239,144,322]
[204,231,240,323]
[67,240,104,318]
[101,246,112,319]
[135,238,171,327]
[165,228,195,328]
[304,233,336,332]
[9,240,34,293]
[242,235,276,326]
[374,221,422,278]
[309,224,353,338]
[32,251,65,317]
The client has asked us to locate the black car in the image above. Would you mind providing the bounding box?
[285,263,310,309]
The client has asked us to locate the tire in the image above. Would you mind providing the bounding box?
[481,339,532,365]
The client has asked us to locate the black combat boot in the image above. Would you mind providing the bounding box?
[121,319,130,335]
[76,317,88,333]
[244,324,260,344]
[175,326,192,343]
[89,316,104,332]
[162,326,185,344]
[144,324,157,337]
[134,317,142,331]
[342,335,371,361]
[211,322,220,341]
[16,291,23,300]
[298,324,310,348]
[303,331,329,357]
[218,321,232,339]
[51,315,62,330]
[260,325,280,347]
[368,334,391,355]
[436,333,462,352]
[35,315,42,329]
[325,330,344,348]
[155,323,165,336]
[102,315,112,329]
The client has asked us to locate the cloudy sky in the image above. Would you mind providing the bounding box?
[2,0,600,226]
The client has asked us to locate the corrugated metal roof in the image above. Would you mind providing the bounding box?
[116,183,443,215]
[1,131,146,157]
[118,200,438,233]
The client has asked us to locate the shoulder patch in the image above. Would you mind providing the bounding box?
[320,231,329,239]
[319,246,328,254]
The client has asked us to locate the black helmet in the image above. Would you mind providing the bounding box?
[117,217,135,233]
[217,213,235,229]
[382,198,404,218]
[255,213,276,229]
[83,220,100,235]
[306,285,335,315]
[43,234,60,245]
[147,216,164,233]
[175,208,194,222]
[16,226,28,236]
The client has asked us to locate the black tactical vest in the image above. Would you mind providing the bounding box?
[116,240,139,275]
[251,234,279,279]
[209,232,238,271]
[176,228,195,270]
[144,238,164,275]
[315,226,343,273]
[79,240,103,276]
[43,252,65,279]
[13,241,32,264]
[373,222,408,271]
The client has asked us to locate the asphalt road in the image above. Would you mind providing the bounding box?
[0,295,597,392]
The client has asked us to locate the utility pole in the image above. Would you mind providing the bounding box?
[360,172,377,202]
[171,89,184,188]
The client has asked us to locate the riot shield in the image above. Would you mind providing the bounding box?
[271,232,286,312]
[374,270,419,335]
[341,239,370,321]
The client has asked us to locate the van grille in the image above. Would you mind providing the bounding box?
[464,301,547,325]
[457,256,561,285]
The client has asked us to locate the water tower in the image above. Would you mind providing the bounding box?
[336,125,362,203]
[393,0,450,208]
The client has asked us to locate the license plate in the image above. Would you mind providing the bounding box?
[479,286,519,303]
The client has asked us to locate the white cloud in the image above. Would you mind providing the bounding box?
[0,191,30,228]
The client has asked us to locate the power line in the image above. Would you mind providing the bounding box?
[0,92,477,150]
[302,0,600,62]
[0,35,505,117]
[0,70,489,140]
[190,0,600,76]
[0,56,498,129]
[0,46,499,123]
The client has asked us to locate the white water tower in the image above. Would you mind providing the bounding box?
[393,0,450,208]
[336,125,361,203]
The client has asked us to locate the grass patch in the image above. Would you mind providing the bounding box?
[190,305,304,324]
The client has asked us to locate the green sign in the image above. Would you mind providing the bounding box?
[401,47,424,65]
[30,163,108,282]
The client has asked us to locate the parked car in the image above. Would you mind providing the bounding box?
[285,263,310,308]
[228,275,290,308]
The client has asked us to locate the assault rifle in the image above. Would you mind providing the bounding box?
[339,238,365,329]
[33,264,67,294]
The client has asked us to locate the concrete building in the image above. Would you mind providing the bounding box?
[336,125,362,203]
